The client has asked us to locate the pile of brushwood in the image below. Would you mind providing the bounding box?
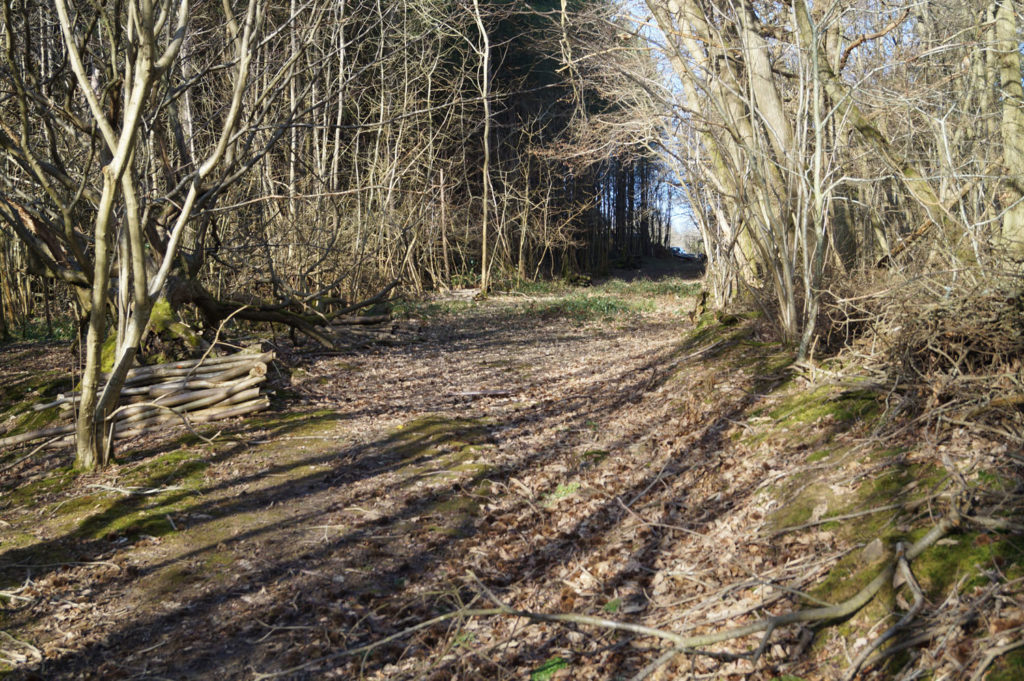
[887,276,1023,433]
[0,348,273,451]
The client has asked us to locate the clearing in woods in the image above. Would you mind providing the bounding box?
[1,266,1022,680]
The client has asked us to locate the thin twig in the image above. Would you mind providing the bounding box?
[0,435,65,474]
[769,501,910,537]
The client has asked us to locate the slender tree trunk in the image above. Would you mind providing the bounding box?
[994,0,1024,254]
[471,0,491,294]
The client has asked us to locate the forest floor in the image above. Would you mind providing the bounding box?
[1,261,1022,681]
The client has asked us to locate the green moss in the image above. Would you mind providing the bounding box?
[770,387,879,426]
[245,409,344,441]
[430,495,480,516]
[101,333,117,371]
[149,298,174,331]
[388,416,491,462]
[0,372,68,406]
[679,315,752,357]
[249,408,336,426]
[4,467,76,508]
[151,564,203,596]
[4,405,60,441]
[0,539,75,590]
[74,450,209,540]
[810,550,888,605]
[146,298,202,349]
[975,469,1018,493]
[0,531,38,552]
[864,464,924,501]
[0,372,71,446]
[988,649,1024,681]
[531,657,569,681]
[806,448,833,463]
[543,481,581,506]
[578,449,609,468]
[910,531,1024,596]
[768,482,837,532]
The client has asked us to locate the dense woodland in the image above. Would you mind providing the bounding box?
[2,0,1024,678]
[2,0,1022,467]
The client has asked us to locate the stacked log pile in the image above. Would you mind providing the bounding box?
[0,349,274,449]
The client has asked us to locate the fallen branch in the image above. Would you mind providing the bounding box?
[255,516,958,679]
[327,279,399,318]
[329,314,391,326]
[843,545,924,680]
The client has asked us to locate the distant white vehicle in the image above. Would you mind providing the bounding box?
[670,246,705,263]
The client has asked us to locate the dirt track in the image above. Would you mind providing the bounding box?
[6,279,750,680]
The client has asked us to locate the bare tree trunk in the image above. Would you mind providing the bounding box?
[994,0,1024,255]
[471,0,491,295]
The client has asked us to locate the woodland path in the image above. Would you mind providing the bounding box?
[6,272,791,680]
[7,274,1017,681]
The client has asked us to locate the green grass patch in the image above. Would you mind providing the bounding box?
[513,294,654,321]
[511,279,573,296]
[543,481,580,506]
[531,657,569,681]
[3,317,77,342]
[595,278,701,298]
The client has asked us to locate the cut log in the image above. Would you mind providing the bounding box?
[121,354,273,386]
[0,423,76,449]
[111,375,266,419]
[111,387,264,430]
[114,396,270,439]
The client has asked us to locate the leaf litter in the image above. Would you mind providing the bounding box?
[0,276,1021,680]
